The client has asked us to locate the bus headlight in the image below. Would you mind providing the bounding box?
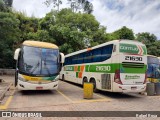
[18,76,26,81]
[51,78,58,82]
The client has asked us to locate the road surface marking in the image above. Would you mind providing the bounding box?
[74,98,111,104]
[56,90,73,103]
[61,81,111,100]
[0,89,15,110]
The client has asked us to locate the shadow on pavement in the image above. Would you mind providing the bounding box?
[61,80,144,99]
[19,90,56,96]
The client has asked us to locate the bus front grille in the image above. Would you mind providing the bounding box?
[122,62,144,68]
[101,74,111,89]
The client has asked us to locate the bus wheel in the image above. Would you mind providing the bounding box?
[62,74,65,81]
[90,79,98,93]
[15,71,18,87]
[82,77,88,87]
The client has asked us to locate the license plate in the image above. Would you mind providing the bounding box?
[36,87,43,90]
[131,87,137,90]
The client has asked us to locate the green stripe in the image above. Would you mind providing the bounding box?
[78,66,80,71]
[76,72,79,78]
[65,63,147,74]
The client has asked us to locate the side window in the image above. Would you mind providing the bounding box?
[64,57,70,65]
[101,44,113,61]
[77,53,84,64]
[72,55,78,64]
[92,48,101,62]
[68,57,72,65]
[84,51,92,63]
[64,57,67,65]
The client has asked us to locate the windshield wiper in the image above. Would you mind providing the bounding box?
[30,61,40,74]
[43,60,51,76]
[43,57,55,76]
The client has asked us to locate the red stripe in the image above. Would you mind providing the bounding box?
[138,45,142,55]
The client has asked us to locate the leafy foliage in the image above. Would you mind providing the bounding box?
[0,12,21,68]
[0,3,159,68]
[112,26,135,40]
[136,32,158,55]
[68,0,93,14]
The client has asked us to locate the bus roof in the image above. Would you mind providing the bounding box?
[23,40,58,49]
[65,39,145,57]
[147,55,157,58]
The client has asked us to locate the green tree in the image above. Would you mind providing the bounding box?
[46,9,105,54]
[44,0,62,11]
[15,12,39,41]
[0,0,10,12]
[68,0,93,14]
[112,26,135,40]
[136,32,158,56]
[3,0,13,7]
[136,32,157,44]
[39,10,56,30]
[0,12,21,68]
[147,41,160,56]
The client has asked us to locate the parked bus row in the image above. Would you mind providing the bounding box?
[14,39,160,93]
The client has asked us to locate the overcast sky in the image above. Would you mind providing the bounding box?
[13,0,160,39]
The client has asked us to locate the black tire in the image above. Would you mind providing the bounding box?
[15,71,18,87]
[82,77,88,87]
[62,74,65,81]
[90,79,99,93]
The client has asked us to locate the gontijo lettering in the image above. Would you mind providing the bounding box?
[120,46,138,51]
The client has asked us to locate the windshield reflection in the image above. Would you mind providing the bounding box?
[19,46,59,76]
[147,56,160,79]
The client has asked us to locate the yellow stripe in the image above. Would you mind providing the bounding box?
[0,89,15,110]
[74,98,110,104]
[0,96,13,110]
[56,90,73,103]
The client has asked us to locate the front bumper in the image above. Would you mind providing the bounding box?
[18,80,58,90]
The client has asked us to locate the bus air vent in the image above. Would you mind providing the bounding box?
[122,62,144,68]
[101,74,111,89]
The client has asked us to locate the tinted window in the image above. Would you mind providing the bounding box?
[92,48,101,62]
[84,51,92,63]
[77,53,84,64]
[64,44,113,65]
[101,44,113,61]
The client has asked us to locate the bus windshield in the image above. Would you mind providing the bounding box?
[18,46,59,76]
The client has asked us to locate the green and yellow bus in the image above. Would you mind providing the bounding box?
[60,40,147,93]
[14,40,64,90]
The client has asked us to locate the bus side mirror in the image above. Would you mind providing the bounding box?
[60,53,65,63]
[14,48,20,60]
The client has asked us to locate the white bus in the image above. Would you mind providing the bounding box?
[60,40,147,93]
[14,40,64,90]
